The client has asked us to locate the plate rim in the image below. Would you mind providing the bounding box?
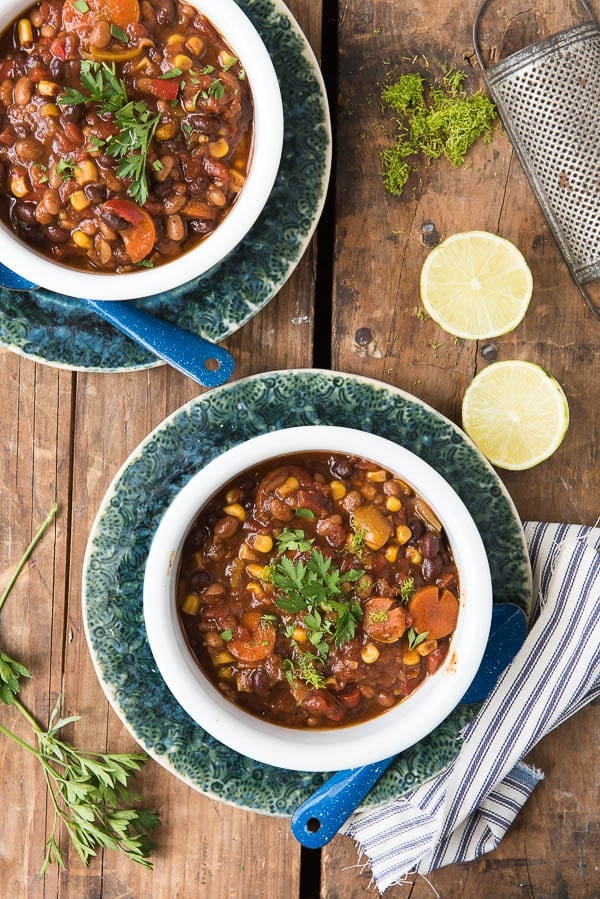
[82,368,532,815]
[0,0,332,371]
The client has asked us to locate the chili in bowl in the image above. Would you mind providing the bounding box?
[143,426,493,772]
[0,0,284,300]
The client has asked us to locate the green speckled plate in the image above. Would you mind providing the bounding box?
[0,1,331,371]
[82,370,532,815]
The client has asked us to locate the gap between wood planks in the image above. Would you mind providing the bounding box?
[299,0,338,899]
[301,0,338,895]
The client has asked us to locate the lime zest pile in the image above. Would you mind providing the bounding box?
[380,69,497,197]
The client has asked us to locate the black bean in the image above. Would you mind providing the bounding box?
[153,177,174,198]
[99,207,129,231]
[0,160,7,187]
[49,57,65,80]
[190,570,211,591]
[84,183,108,202]
[330,457,354,479]
[187,114,221,137]
[189,219,216,234]
[408,518,425,539]
[45,225,70,244]
[60,105,84,125]
[14,203,37,224]
[188,177,209,198]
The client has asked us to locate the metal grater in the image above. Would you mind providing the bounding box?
[473,0,600,319]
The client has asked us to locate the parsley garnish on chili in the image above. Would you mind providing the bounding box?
[58,61,160,204]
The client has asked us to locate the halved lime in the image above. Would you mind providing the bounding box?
[420,231,533,339]
[462,361,569,470]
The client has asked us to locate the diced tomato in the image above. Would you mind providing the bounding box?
[102,198,156,264]
[145,78,180,101]
[63,0,140,31]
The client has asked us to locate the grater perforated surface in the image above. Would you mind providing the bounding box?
[486,22,600,284]
[473,0,600,317]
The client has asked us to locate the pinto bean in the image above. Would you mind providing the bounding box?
[89,20,111,49]
[13,76,32,105]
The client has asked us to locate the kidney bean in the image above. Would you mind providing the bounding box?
[156,0,176,26]
[330,457,355,479]
[15,203,37,224]
[420,532,440,558]
[187,114,221,137]
[94,235,112,266]
[0,160,6,186]
[408,518,425,539]
[422,556,443,581]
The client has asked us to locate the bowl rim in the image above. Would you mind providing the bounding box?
[0,0,284,300]
[143,425,493,771]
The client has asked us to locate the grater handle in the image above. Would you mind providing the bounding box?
[579,286,600,320]
[473,0,598,70]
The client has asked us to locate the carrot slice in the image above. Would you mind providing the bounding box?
[408,586,459,639]
[228,611,276,663]
[102,198,156,264]
[363,596,407,643]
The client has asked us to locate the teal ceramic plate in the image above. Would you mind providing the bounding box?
[83,370,532,815]
[0,1,331,372]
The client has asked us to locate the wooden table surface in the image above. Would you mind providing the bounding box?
[1,1,599,897]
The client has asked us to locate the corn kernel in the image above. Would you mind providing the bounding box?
[209,138,229,158]
[225,488,242,504]
[40,102,60,117]
[185,36,204,55]
[223,502,246,521]
[385,496,402,513]
[218,50,236,68]
[156,121,178,140]
[405,546,422,565]
[361,643,380,664]
[252,534,273,554]
[246,563,266,581]
[219,666,234,679]
[70,190,91,211]
[416,638,438,657]
[229,170,246,192]
[396,525,412,545]
[213,651,235,665]
[366,469,387,482]
[38,80,60,97]
[167,33,185,47]
[72,229,93,249]
[403,649,421,666]
[131,55,152,74]
[292,627,308,643]
[181,593,200,615]
[74,160,98,185]
[183,95,199,112]
[330,479,347,501]
[277,476,299,498]
[11,177,29,198]
[18,18,33,47]
[238,543,257,561]
[246,581,264,596]
[384,544,399,563]
[190,551,204,571]
[173,54,193,71]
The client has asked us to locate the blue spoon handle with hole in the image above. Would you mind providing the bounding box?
[0,263,235,388]
[291,602,527,849]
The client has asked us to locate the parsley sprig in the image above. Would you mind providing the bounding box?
[58,61,160,204]
[267,529,364,658]
[0,505,160,873]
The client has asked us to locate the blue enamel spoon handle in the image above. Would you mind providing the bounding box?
[83,299,234,388]
[0,263,234,387]
[291,603,527,849]
[291,757,396,849]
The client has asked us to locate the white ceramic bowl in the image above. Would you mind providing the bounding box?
[143,426,493,772]
[0,0,284,300]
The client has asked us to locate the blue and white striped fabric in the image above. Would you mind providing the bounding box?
[343,523,600,893]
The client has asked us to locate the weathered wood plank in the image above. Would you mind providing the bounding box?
[325,0,599,896]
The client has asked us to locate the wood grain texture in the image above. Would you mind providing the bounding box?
[324,0,599,896]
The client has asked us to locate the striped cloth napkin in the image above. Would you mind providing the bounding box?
[342,522,600,893]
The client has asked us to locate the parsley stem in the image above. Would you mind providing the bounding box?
[0,719,41,756]
[0,503,57,615]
